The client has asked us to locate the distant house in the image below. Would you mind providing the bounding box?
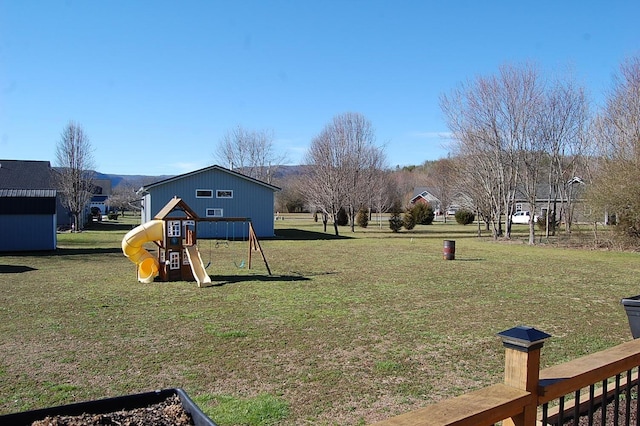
[511,178,589,223]
[410,187,470,216]
[410,188,440,208]
[89,178,113,216]
[139,165,280,238]
[0,160,57,251]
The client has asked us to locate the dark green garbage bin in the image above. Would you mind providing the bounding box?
[621,295,640,338]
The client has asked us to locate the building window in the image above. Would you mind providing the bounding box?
[216,190,233,198]
[196,189,213,198]
[206,208,223,217]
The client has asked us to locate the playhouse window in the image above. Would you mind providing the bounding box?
[216,190,233,198]
[169,252,180,270]
[206,208,223,217]
[196,189,213,198]
[167,220,181,237]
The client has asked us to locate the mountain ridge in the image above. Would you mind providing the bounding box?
[94,165,306,188]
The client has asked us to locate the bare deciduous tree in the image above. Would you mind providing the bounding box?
[107,181,142,215]
[442,64,537,239]
[442,63,584,244]
[452,155,494,233]
[304,112,386,236]
[392,167,426,207]
[55,121,95,231]
[538,75,590,236]
[369,170,398,228]
[587,55,640,243]
[274,173,308,213]
[215,125,286,184]
[424,158,457,223]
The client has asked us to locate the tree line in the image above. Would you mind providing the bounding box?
[273,55,640,244]
[55,55,640,245]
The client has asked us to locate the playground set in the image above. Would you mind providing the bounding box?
[122,197,270,287]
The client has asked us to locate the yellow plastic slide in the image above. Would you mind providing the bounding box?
[122,220,164,283]
[184,245,212,287]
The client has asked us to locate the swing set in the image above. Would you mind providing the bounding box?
[199,217,271,275]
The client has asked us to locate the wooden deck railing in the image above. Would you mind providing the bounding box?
[370,326,640,426]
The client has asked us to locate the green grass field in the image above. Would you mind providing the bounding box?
[1,214,638,425]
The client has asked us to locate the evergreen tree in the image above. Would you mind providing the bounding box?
[412,203,435,225]
[356,208,369,228]
[389,212,403,232]
[336,207,349,226]
[403,208,417,230]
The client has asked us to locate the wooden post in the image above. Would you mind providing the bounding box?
[498,326,551,426]
[248,222,272,275]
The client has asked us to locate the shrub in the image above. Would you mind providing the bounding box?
[403,208,417,230]
[107,211,119,220]
[356,208,369,228]
[336,207,349,226]
[414,203,435,225]
[389,212,403,232]
[454,209,475,225]
[536,212,559,232]
[388,201,404,233]
[613,209,640,242]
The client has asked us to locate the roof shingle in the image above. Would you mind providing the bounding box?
[0,160,55,190]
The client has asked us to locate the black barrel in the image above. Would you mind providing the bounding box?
[443,240,455,260]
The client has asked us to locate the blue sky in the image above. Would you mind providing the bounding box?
[1,1,639,176]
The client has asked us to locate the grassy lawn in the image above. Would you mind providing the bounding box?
[1,214,639,425]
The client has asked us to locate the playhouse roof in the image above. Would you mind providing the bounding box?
[154,196,200,220]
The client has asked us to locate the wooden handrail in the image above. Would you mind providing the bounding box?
[538,338,640,403]
[370,384,531,426]
[369,330,640,426]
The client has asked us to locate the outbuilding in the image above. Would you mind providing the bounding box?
[139,165,280,239]
[0,160,57,251]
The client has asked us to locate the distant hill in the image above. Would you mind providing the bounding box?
[93,172,173,189]
[272,165,310,179]
[93,164,307,189]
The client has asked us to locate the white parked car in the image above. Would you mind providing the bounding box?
[511,211,538,224]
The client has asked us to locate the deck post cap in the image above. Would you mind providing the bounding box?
[497,325,551,351]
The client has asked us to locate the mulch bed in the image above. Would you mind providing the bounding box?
[30,395,194,426]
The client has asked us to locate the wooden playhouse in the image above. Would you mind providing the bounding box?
[122,196,271,286]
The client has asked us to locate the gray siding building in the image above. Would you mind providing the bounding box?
[139,165,280,239]
[0,160,57,251]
